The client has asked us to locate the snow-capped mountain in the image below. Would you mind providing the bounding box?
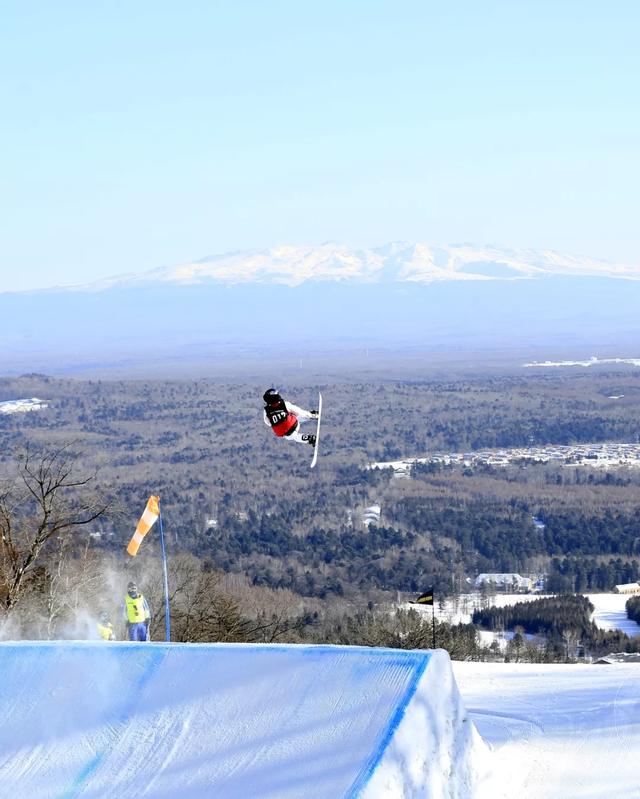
[3,242,640,375]
[66,242,640,292]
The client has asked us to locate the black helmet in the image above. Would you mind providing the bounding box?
[99,611,109,623]
[263,388,281,404]
[127,581,137,594]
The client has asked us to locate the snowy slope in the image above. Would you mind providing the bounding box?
[454,660,640,799]
[0,642,487,799]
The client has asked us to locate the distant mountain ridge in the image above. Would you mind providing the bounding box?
[3,242,640,376]
[62,241,640,293]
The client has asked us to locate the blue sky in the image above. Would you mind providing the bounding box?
[1,1,638,291]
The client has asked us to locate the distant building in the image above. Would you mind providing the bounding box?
[614,582,640,595]
[596,653,640,664]
[533,574,546,592]
[475,573,532,592]
[362,505,381,527]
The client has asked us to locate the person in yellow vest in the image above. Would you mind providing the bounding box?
[123,581,152,641]
[96,611,116,641]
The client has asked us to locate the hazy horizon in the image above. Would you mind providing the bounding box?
[2,2,639,292]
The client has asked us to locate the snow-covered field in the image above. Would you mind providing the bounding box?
[585,592,640,637]
[455,660,640,799]
[0,397,48,414]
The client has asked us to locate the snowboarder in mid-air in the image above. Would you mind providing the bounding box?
[263,388,318,448]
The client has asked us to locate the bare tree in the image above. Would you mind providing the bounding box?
[44,536,106,639]
[0,446,110,613]
[143,554,313,644]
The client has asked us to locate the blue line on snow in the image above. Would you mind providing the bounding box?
[61,646,167,799]
[344,651,431,798]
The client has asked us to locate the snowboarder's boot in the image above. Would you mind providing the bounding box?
[302,434,317,448]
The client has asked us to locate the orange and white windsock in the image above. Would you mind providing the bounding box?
[127,495,160,557]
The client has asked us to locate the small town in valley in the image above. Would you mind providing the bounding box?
[371,442,640,476]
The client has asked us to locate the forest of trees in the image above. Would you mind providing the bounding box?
[473,594,640,659]
[473,594,595,636]
[626,595,640,624]
[546,556,640,592]
[1,369,640,661]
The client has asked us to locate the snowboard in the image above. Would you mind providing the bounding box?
[310,392,323,469]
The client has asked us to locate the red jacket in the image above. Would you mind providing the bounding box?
[264,399,299,437]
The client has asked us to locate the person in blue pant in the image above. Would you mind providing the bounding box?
[123,581,152,641]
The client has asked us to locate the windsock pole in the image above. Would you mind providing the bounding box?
[158,506,171,642]
[432,603,436,649]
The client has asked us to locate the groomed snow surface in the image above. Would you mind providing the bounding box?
[0,642,487,799]
[2,641,638,798]
[455,660,640,799]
